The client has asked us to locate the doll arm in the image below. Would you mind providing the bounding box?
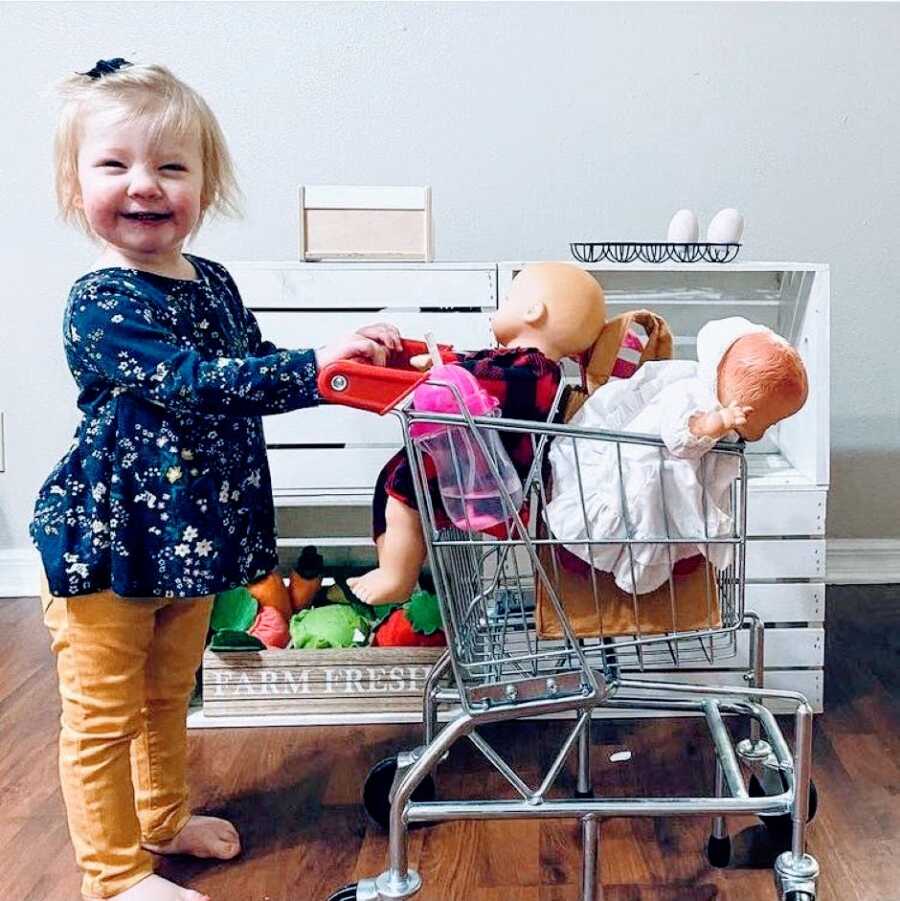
[66,282,321,416]
[658,382,743,459]
[688,401,751,441]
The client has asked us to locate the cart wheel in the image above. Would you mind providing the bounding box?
[749,773,818,839]
[326,884,358,901]
[706,834,732,868]
[363,755,436,830]
[784,893,814,901]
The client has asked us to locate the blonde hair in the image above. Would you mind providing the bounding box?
[54,61,241,238]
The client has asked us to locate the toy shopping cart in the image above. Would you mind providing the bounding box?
[318,346,820,901]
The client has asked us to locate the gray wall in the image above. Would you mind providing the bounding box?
[1,1,898,550]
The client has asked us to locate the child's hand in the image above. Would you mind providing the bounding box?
[356,322,403,356]
[316,334,387,369]
[315,323,401,369]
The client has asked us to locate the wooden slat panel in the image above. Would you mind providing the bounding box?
[777,268,830,486]
[629,626,823,671]
[203,646,444,668]
[269,448,387,491]
[199,668,824,720]
[202,696,427,716]
[622,668,823,713]
[230,264,497,310]
[745,582,825,623]
[603,299,780,337]
[202,647,444,714]
[746,538,825,579]
[303,185,428,209]
[746,488,826,535]
[264,404,405,446]
[203,672,432,701]
[255,309,493,353]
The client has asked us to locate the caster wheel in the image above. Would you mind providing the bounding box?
[363,755,436,830]
[574,788,594,799]
[327,884,357,901]
[749,773,818,848]
[706,834,732,868]
[784,893,814,901]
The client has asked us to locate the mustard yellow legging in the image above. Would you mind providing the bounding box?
[41,580,213,899]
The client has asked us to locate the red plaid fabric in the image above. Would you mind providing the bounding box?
[373,347,561,537]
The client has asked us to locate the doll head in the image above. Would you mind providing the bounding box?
[492,263,606,361]
[717,332,808,441]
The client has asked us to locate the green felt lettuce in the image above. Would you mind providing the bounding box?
[209,629,266,652]
[406,590,443,635]
[290,604,370,649]
[211,587,258,632]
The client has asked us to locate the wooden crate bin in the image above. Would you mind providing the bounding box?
[202,646,445,717]
[204,260,829,724]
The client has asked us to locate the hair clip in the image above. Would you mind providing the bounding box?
[79,58,133,80]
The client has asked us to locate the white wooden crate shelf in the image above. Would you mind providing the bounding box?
[200,260,829,726]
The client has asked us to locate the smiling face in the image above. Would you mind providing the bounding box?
[75,105,204,272]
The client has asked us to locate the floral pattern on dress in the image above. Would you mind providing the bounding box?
[31,254,319,598]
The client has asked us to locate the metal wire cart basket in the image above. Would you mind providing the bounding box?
[319,348,820,901]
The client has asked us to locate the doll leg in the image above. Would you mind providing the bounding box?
[131,597,241,862]
[348,496,426,604]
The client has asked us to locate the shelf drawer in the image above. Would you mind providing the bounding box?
[231,264,497,310]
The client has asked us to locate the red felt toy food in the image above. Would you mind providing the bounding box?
[372,589,446,648]
[248,605,291,649]
[373,608,446,647]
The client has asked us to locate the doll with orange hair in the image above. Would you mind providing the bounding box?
[546,317,808,594]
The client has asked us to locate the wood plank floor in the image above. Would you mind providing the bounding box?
[1,586,896,900]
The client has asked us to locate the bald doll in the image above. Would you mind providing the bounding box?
[348,263,607,605]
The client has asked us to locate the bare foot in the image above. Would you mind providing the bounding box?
[142,815,241,860]
[84,873,210,901]
[348,568,416,605]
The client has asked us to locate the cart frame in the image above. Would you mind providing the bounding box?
[319,361,820,901]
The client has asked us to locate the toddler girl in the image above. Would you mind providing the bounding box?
[30,58,398,901]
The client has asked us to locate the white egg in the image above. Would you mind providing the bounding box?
[707,208,744,244]
[667,209,699,243]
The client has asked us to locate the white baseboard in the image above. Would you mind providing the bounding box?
[3,540,900,598]
[0,547,40,598]
[825,538,900,585]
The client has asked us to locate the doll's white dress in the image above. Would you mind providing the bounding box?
[545,317,773,595]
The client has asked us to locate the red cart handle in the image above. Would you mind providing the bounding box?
[317,338,457,414]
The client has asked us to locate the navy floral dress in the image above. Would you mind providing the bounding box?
[31,254,319,599]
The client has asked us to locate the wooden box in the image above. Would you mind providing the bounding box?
[300,185,432,261]
[202,646,445,718]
